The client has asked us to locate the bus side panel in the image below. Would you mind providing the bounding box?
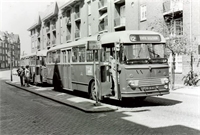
[46,64,54,85]
[71,64,93,92]
[60,64,72,90]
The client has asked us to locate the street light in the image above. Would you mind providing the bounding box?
[2,32,13,81]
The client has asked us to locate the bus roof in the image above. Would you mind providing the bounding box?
[100,30,166,45]
[37,49,47,56]
[20,52,37,59]
[48,35,98,52]
[47,30,166,53]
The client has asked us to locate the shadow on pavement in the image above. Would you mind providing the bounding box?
[102,96,182,108]
[55,88,182,108]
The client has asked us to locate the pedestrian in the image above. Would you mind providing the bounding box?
[17,66,25,86]
[109,52,117,96]
[25,65,30,87]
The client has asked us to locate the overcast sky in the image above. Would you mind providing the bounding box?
[0,0,56,55]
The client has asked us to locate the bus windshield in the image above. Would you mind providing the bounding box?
[122,43,167,64]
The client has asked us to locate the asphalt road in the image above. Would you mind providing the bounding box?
[1,79,200,135]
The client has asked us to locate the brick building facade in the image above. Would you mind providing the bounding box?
[0,31,20,69]
[28,0,200,75]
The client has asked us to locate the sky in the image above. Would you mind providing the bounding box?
[0,0,56,55]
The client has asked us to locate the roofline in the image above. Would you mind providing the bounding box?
[60,0,79,11]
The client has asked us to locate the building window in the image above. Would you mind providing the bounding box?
[140,5,146,21]
[167,18,183,36]
[88,1,91,15]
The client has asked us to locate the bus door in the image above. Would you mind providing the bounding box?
[99,44,121,99]
[64,49,72,90]
[35,56,41,83]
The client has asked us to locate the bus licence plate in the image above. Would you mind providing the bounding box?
[143,86,156,91]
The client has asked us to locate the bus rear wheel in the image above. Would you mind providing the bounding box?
[89,81,97,101]
[53,73,62,91]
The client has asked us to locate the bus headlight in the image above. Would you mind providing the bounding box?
[128,80,139,88]
[161,78,169,84]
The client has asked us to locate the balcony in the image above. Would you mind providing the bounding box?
[163,0,183,16]
[46,40,51,47]
[75,30,80,39]
[46,27,50,33]
[74,12,81,21]
[66,35,71,41]
[66,17,71,25]
[52,24,56,31]
[114,0,125,5]
[99,21,108,32]
[37,44,40,50]
[37,32,40,37]
[52,39,56,45]
[114,17,126,29]
[98,0,107,11]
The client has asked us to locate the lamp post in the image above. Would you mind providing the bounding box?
[2,32,13,81]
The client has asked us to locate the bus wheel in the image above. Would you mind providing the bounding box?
[32,74,35,85]
[89,81,97,100]
[53,73,62,91]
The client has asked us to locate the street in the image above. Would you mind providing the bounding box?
[0,71,200,134]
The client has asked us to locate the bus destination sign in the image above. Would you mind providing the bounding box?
[87,41,101,50]
[129,35,161,42]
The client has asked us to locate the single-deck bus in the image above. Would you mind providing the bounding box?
[20,50,47,85]
[46,30,170,101]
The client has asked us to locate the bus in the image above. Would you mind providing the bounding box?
[20,50,47,85]
[46,30,170,101]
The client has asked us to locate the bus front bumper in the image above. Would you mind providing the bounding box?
[120,89,170,98]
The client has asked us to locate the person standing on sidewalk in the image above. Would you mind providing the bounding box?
[25,65,30,87]
[17,66,25,86]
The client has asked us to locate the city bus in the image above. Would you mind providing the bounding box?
[46,30,170,101]
[20,50,47,85]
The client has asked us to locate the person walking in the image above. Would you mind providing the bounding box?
[25,65,30,87]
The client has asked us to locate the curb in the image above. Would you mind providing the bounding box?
[5,81,118,113]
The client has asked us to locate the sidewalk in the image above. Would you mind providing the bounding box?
[170,73,200,96]
[5,80,118,113]
[171,85,200,96]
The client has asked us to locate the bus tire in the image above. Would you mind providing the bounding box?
[89,80,96,100]
[32,74,35,85]
[53,73,62,91]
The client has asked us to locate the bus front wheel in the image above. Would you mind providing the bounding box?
[89,81,97,101]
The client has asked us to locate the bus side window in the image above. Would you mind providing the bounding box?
[86,50,93,62]
[62,50,66,63]
[79,47,85,62]
[72,47,78,62]
[57,50,60,63]
[52,52,56,63]
[86,50,98,62]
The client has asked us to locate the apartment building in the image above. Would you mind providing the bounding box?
[0,31,20,69]
[28,0,200,74]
